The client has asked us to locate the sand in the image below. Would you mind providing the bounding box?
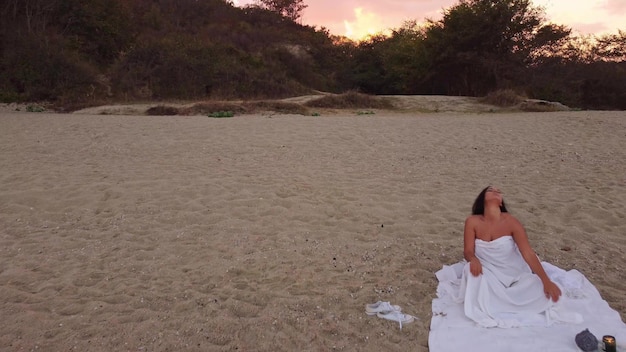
[1,104,625,351]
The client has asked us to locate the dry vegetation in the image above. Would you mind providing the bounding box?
[144,92,395,116]
[480,89,526,107]
[145,105,182,116]
[304,91,395,109]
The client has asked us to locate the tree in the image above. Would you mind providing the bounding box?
[592,30,626,62]
[54,0,134,66]
[420,0,570,95]
[344,21,430,94]
[379,21,429,94]
[255,0,307,22]
[1,0,59,35]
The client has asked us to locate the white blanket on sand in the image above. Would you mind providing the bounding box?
[430,236,626,352]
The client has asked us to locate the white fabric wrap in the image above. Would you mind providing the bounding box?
[439,236,582,328]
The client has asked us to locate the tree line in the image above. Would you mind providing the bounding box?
[0,0,624,110]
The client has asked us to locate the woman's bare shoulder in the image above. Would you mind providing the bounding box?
[502,213,523,225]
[465,214,482,224]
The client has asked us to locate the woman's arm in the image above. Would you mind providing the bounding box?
[510,216,561,302]
[463,216,482,276]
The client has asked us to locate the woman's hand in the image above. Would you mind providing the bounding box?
[469,257,483,276]
[543,280,562,302]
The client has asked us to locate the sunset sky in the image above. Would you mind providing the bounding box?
[233,0,626,41]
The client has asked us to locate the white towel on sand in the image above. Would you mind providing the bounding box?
[430,237,626,351]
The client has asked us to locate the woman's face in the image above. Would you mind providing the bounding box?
[485,186,503,204]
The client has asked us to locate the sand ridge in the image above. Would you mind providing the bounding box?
[16,94,510,115]
[1,109,625,351]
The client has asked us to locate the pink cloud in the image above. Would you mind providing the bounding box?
[604,0,626,13]
[236,0,625,37]
[570,22,612,35]
[330,0,453,21]
[300,0,456,35]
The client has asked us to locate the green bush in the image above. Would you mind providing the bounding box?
[207,111,234,118]
[26,105,45,112]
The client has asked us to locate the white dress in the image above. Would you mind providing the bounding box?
[452,236,581,327]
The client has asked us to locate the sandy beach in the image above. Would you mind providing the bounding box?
[1,105,625,351]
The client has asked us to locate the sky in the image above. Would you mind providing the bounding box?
[233,0,626,41]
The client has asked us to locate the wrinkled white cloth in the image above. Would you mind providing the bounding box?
[430,236,626,352]
[437,236,582,327]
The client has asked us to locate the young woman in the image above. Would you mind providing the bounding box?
[458,186,567,327]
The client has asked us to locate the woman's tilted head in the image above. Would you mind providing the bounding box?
[472,186,508,215]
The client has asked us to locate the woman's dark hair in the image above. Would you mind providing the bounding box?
[472,186,508,215]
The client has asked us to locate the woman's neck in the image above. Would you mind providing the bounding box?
[483,204,501,221]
